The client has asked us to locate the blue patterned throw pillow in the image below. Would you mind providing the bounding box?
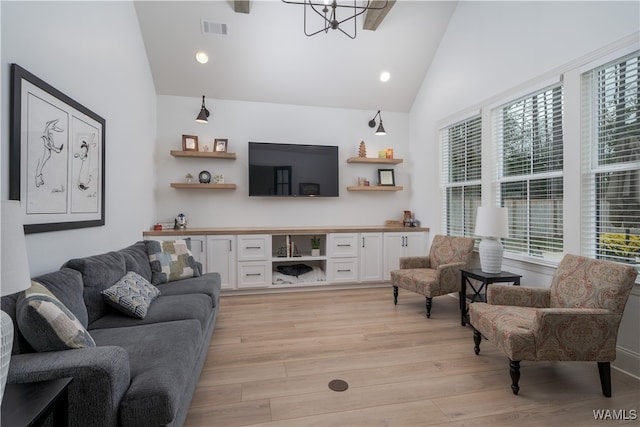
[16,281,96,352]
[145,239,200,285]
[101,271,161,319]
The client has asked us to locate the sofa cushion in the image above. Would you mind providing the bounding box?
[89,293,212,331]
[32,268,88,327]
[101,272,161,319]
[119,241,153,283]
[90,320,202,427]
[63,251,127,324]
[16,281,96,352]
[146,240,200,285]
[155,273,221,308]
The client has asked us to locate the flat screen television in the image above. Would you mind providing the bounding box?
[248,142,339,197]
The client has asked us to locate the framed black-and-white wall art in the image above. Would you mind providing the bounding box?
[10,64,106,233]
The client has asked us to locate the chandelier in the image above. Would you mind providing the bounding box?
[282,0,389,39]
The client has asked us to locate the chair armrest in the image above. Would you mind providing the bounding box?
[8,346,130,427]
[487,285,550,308]
[530,308,621,361]
[399,256,431,269]
[436,261,467,293]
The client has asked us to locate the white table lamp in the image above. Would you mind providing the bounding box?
[475,206,509,274]
[1,201,32,402]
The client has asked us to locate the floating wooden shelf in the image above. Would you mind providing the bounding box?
[347,186,403,191]
[346,157,403,164]
[170,150,236,160]
[170,183,236,190]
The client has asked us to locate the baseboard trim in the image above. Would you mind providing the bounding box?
[613,346,640,380]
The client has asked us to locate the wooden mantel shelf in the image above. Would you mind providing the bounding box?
[347,186,403,191]
[346,157,403,164]
[170,183,236,190]
[170,150,236,160]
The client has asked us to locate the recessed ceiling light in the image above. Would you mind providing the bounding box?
[380,71,391,82]
[196,51,209,64]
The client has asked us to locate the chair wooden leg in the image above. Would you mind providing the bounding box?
[425,297,432,318]
[473,328,482,355]
[509,360,520,395]
[393,286,398,305]
[598,362,612,397]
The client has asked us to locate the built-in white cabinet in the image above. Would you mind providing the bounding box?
[359,233,384,282]
[383,231,429,280]
[142,227,429,291]
[206,235,236,290]
[236,234,271,288]
[328,233,358,283]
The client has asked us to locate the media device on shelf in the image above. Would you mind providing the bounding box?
[248,142,339,197]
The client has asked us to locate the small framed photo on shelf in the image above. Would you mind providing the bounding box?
[214,138,228,152]
[182,135,198,151]
[378,169,395,186]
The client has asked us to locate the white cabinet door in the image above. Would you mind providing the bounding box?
[383,231,428,280]
[207,235,236,290]
[359,233,383,282]
[237,261,272,288]
[149,235,207,273]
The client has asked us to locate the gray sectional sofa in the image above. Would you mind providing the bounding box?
[0,240,221,427]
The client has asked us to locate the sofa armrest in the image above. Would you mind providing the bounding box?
[399,256,431,269]
[8,346,130,427]
[530,308,621,361]
[487,285,550,308]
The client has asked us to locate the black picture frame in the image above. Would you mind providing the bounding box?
[378,169,395,186]
[10,64,106,234]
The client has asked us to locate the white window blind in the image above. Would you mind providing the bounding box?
[441,116,482,237]
[495,83,564,261]
[581,51,640,267]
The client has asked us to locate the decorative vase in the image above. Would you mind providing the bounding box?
[311,249,320,257]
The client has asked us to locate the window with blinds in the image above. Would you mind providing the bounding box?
[441,116,482,237]
[495,84,564,261]
[582,51,640,266]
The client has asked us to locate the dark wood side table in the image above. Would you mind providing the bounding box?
[460,268,522,326]
[1,377,73,427]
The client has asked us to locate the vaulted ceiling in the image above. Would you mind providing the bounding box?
[134,1,457,112]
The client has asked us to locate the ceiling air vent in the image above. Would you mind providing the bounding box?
[201,20,228,36]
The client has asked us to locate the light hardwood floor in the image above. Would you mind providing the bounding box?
[184,287,640,427]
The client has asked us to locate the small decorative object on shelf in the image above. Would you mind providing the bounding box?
[174,213,187,230]
[277,246,288,257]
[212,173,224,184]
[378,150,386,159]
[358,177,370,186]
[358,141,366,157]
[311,236,321,256]
[214,138,228,152]
[185,173,193,184]
[153,223,163,231]
[182,135,198,151]
[386,148,394,159]
[198,170,211,184]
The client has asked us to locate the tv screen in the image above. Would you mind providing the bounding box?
[248,142,339,197]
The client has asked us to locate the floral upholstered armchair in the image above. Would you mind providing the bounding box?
[390,235,475,318]
[469,254,637,397]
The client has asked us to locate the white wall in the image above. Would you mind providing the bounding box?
[1,1,157,275]
[409,1,639,375]
[155,95,411,228]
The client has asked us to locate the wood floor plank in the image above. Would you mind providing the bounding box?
[185,288,640,427]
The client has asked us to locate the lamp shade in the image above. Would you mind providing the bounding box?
[475,206,509,238]
[1,200,31,297]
